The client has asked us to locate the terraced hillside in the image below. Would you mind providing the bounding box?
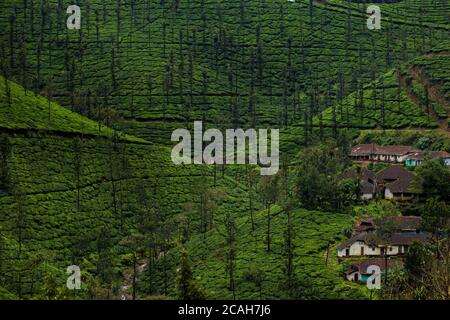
[404,47,450,125]
[0,0,449,301]
[0,76,365,300]
[0,77,260,298]
[145,206,365,299]
[0,0,449,144]
[328,0,450,26]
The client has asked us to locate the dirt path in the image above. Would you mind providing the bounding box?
[397,70,448,130]
[117,261,148,300]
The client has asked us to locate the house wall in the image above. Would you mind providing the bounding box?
[405,159,417,167]
[337,242,402,257]
[386,245,400,255]
[387,192,414,201]
[361,193,373,200]
[385,188,394,200]
[397,155,411,163]
[346,271,361,282]
[379,155,404,162]
[337,241,381,257]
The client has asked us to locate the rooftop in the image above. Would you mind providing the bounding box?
[337,231,431,250]
[376,165,415,181]
[406,151,450,161]
[350,144,381,156]
[385,176,423,194]
[377,145,419,156]
[345,258,403,274]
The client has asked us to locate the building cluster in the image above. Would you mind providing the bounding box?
[342,166,423,201]
[337,216,430,283]
[349,144,450,167]
[345,143,450,201]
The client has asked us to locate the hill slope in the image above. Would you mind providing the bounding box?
[1,0,449,144]
[0,77,256,298]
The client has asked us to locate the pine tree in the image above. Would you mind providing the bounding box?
[223,213,237,299]
[176,249,206,300]
[1,42,12,108]
[0,134,10,191]
[260,175,279,252]
[73,137,83,211]
[282,204,295,297]
[121,234,145,300]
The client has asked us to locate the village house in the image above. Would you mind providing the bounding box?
[376,165,415,185]
[336,231,431,258]
[360,181,376,200]
[349,144,381,162]
[349,144,419,163]
[375,166,422,200]
[337,215,432,285]
[337,216,430,258]
[341,166,424,201]
[405,151,450,167]
[341,168,377,200]
[344,258,402,283]
[375,145,419,163]
[353,216,423,235]
[384,177,423,201]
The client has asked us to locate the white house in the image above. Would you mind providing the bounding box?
[337,232,430,258]
[349,144,419,164]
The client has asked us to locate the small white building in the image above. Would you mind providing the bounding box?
[337,232,430,258]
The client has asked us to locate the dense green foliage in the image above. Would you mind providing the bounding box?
[0,0,449,300]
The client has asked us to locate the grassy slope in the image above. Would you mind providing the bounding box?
[0,0,448,300]
[0,75,145,142]
[327,0,450,27]
[146,206,365,299]
[0,78,363,299]
[0,78,252,297]
[1,0,449,144]
[317,69,438,129]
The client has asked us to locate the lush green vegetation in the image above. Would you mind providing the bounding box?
[0,0,449,300]
[1,0,449,143]
[153,207,364,299]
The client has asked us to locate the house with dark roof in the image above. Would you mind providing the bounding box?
[376,166,415,184]
[341,167,377,199]
[337,215,433,285]
[375,146,419,163]
[375,166,423,200]
[345,258,402,283]
[384,176,423,201]
[405,151,450,167]
[336,231,431,258]
[353,216,423,235]
[379,216,423,233]
[349,144,381,162]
